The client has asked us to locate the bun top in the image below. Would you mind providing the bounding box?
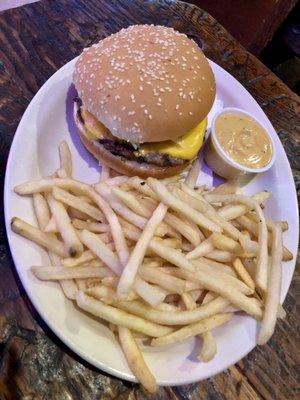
[73,25,216,143]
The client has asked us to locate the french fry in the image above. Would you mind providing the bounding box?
[100,165,110,181]
[205,250,236,263]
[52,187,103,221]
[185,158,200,188]
[217,192,270,221]
[117,203,168,298]
[46,194,83,257]
[31,265,113,280]
[204,194,269,292]
[128,177,159,201]
[147,178,221,233]
[76,292,173,337]
[164,212,201,246]
[186,237,214,259]
[181,292,197,310]
[15,178,129,266]
[59,141,72,177]
[79,230,123,276]
[32,192,77,299]
[111,186,150,218]
[151,313,233,347]
[198,331,217,362]
[33,193,50,231]
[180,184,253,247]
[209,180,237,195]
[80,229,166,305]
[233,258,255,290]
[237,215,292,261]
[56,168,68,179]
[47,252,78,299]
[211,233,242,253]
[258,223,283,344]
[198,258,236,276]
[118,327,157,393]
[95,294,231,325]
[146,242,261,318]
[44,216,58,233]
[86,285,137,302]
[11,217,67,257]
[96,182,167,237]
[62,250,96,267]
[134,277,167,306]
[139,265,186,294]
[72,219,110,233]
[104,176,129,186]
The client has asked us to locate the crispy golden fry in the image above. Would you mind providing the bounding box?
[62,250,96,267]
[233,258,255,290]
[205,194,268,292]
[59,141,73,177]
[46,194,83,257]
[11,217,67,257]
[72,219,110,233]
[31,265,113,280]
[76,291,173,337]
[44,216,58,233]
[118,327,157,393]
[211,233,242,253]
[33,193,50,231]
[117,203,168,298]
[139,265,186,294]
[147,178,221,233]
[198,331,217,362]
[95,295,231,325]
[209,181,237,195]
[186,237,214,259]
[205,249,236,263]
[96,182,167,237]
[53,187,103,221]
[100,165,110,181]
[104,176,129,186]
[185,158,200,188]
[181,292,197,310]
[151,313,232,347]
[237,215,292,262]
[47,252,78,299]
[258,223,283,345]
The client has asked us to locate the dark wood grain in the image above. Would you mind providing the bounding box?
[0,1,299,399]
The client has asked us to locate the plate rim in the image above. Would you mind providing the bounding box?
[3,57,299,386]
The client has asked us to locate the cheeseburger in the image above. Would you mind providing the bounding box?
[73,25,216,178]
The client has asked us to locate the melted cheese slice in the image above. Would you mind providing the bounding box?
[137,118,207,160]
[81,108,113,140]
[82,107,207,160]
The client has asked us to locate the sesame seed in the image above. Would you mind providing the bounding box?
[189,111,193,116]
[175,104,179,110]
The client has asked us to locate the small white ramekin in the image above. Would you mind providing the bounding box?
[204,107,276,179]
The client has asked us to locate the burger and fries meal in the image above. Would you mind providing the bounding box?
[10,25,293,393]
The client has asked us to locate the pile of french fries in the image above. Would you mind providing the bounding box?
[11,141,292,393]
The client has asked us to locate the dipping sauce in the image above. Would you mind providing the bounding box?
[215,112,273,169]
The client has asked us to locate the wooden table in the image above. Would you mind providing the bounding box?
[0,1,299,399]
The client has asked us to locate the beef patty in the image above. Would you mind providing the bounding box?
[76,99,188,168]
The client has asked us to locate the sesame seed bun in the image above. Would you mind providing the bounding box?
[73,102,188,178]
[73,24,215,143]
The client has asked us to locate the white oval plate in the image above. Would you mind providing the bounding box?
[4,58,298,386]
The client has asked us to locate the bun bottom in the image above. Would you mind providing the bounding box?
[74,103,188,178]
